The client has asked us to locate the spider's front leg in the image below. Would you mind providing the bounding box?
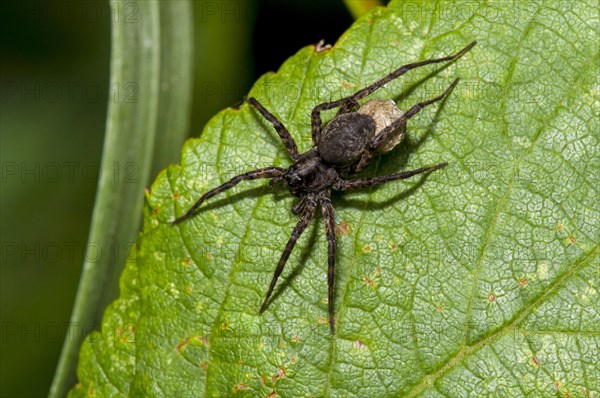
[310,41,476,146]
[172,167,285,225]
[246,97,300,161]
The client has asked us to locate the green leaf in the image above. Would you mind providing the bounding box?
[70,0,599,396]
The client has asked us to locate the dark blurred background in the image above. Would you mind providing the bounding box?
[0,0,353,396]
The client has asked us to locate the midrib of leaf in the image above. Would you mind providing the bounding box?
[461,0,558,349]
[406,245,600,397]
[461,167,516,345]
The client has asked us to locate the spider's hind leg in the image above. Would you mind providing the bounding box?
[335,162,448,191]
[320,194,337,334]
[310,41,476,146]
[353,78,459,173]
[336,98,359,116]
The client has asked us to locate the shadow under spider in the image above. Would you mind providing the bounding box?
[392,61,459,105]
[334,173,430,211]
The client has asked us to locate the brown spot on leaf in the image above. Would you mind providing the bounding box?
[335,221,351,237]
[553,380,561,390]
[353,340,366,349]
[363,274,376,288]
[271,367,287,383]
[206,252,214,260]
[487,293,497,303]
[555,223,564,230]
[266,390,277,398]
[172,191,180,199]
[362,244,373,253]
[175,336,190,353]
[183,257,192,266]
[291,335,300,343]
[152,207,160,215]
[199,360,209,370]
[530,356,540,367]
[233,383,248,392]
[341,81,352,89]
[390,243,398,251]
[568,234,576,243]
[176,336,190,353]
[436,305,445,313]
[194,335,209,346]
[518,278,529,288]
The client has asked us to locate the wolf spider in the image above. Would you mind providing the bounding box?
[173,41,476,333]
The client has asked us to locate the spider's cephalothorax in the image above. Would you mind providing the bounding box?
[173,41,476,333]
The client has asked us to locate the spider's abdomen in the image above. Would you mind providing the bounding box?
[318,113,376,166]
[356,99,405,154]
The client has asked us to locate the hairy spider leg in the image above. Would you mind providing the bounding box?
[247,97,300,161]
[372,78,458,149]
[353,78,459,172]
[171,167,285,225]
[336,162,448,190]
[310,41,477,145]
[259,195,317,314]
[320,194,337,334]
[291,195,308,215]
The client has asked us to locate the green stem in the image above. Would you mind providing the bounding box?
[343,0,383,19]
[49,1,193,396]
